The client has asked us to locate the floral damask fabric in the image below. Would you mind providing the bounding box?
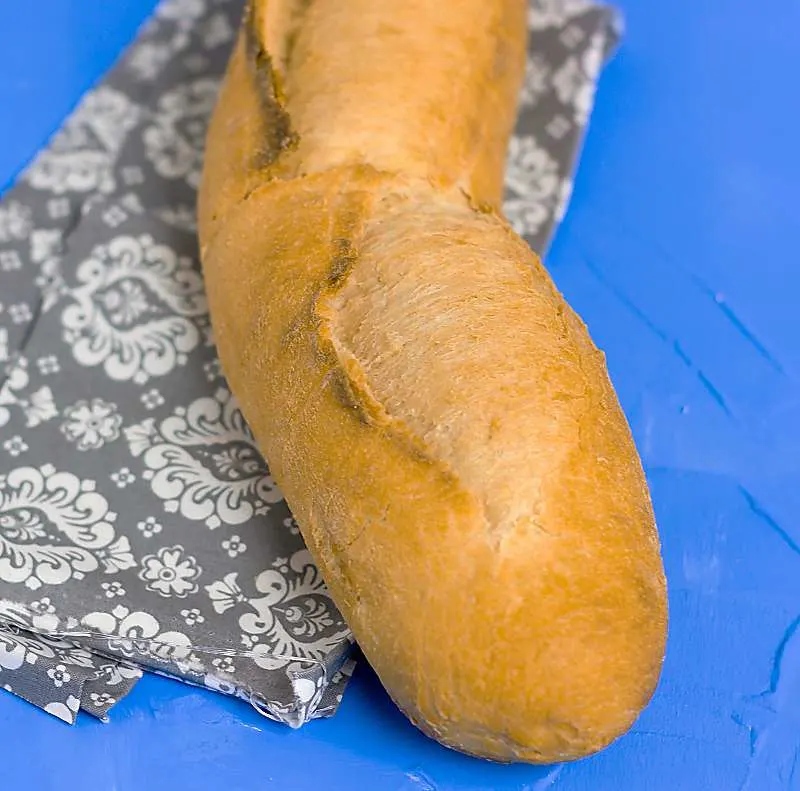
[0,0,619,725]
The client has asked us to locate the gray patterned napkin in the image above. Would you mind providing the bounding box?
[0,0,620,725]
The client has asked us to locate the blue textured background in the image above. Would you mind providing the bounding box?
[1,1,799,789]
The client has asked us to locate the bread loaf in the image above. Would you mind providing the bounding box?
[198,0,668,763]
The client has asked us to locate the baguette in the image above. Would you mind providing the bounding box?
[198,0,667,763]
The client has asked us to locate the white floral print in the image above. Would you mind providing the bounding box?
[89,691,116,708]
[37,257,67,312]
[0,360,57,429]
[180,608,204,626]
[0,599,60,636]
[140,388,165,410]
[506,134,561,199]
[156,0,206,24]
[156,204,198,232]
[126,389,283,528]
[184,53,210,74]
[174,652,205,676]
[25,88,142,194]
[101,581,126,598]
[528,0,592,30]
[46,198,71,220]
[29,597,56,616]
[136,516,163,538]
[283,516,300,536]
[0,621,61,670]
[206,574,247,613]
[60,398,122,451]
[139,545,201,598]
[202,358,222,382]
[106,279,150,324]
[0,465,134,588]
[92,661,142,688]
[8,303,32,324]
[36,355,60,375]
[61,234,207,383]
[24,388,57,428]
[504,135,561,238]
[95,536,136,574]
[292,676,320,705]
[554,178,574,224]
[128,40,183,82]
[520,55,552,107]
[120,165,144,186]
[44,695,81,724]
[2,436,28,457]
[505,200,550,239]
[0,202,32,243]
[110,467,136,488]
[206,550,349,670]
[547,28,606,125]
[583,30,605,83]
[211,656,235,674]
[0,250,21,272]
[81,605,191,662]
[201,12,234,49]
[47,664,71,688]
[143,79,219,189]
[0,633,29,672]
[30,229,63,265]
[553,58,590,125]
[221,534,246,558]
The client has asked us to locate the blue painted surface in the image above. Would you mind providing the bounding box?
[1,0,799,788]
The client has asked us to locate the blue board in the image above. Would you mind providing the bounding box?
[1,1,799,789]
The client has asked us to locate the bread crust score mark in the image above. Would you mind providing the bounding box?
[198,0,668,763]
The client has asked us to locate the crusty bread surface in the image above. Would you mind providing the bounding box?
[199,0,668,763]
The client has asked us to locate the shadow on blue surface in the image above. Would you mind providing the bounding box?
[2,0,800,789]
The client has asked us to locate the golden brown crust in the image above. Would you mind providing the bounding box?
[199,0,667,764]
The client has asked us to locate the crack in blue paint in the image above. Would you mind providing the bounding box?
[732,615,800,790]
[710,294,786,377]
[579,252,736,419]
[592,210,789,379]
[738,487,800,557]
[697,370,734,417]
